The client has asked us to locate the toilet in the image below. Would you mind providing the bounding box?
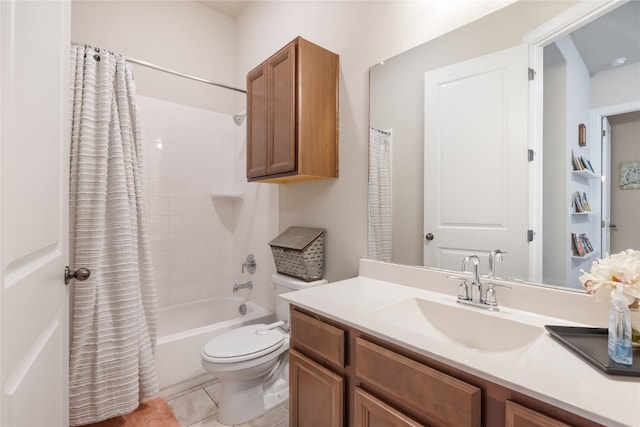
[201,273,327,425]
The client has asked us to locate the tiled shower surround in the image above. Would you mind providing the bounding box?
[137,96,237,308]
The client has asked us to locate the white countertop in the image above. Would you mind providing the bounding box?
[281,260,640,427]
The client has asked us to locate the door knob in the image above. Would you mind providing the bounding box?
[425,233,434,241]
[65,266,91,285]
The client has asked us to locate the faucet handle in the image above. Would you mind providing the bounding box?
[485,281,511,307]
[447,275,470,300]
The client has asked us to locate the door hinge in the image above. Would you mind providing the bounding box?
[527,230,534,242]
[601,220,606,228]
[602,129,606,137]
[528,149,535,162]
[528,68,535,81]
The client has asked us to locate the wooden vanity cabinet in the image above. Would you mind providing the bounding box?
[289,309,346,427]
[246,36,339,184]
[290,305,605,427]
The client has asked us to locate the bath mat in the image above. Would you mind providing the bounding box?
[79,397,180,427]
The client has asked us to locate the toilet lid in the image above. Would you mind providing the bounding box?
[202,324,285,363]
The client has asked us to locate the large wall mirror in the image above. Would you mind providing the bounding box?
[368,0,640,290]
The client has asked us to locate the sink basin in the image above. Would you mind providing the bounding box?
[369,297,543,352]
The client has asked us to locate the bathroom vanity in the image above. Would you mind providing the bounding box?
[283,260,640,427]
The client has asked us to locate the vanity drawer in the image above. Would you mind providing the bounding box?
[505,400,571,427]
[290,308,345,369]
[355,337,481,427]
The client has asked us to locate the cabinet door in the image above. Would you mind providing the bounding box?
[267,41,296,175]
[247,65,268,178]
[290,348,343,427]
[354,387,423,427]
[505,401,571,427]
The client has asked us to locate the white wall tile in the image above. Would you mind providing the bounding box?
[139,95,242,308]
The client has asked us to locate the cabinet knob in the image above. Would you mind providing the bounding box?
[425,233,434,241]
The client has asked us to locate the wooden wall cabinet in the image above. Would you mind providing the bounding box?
[290,306,604,427]
[246,37,339,184]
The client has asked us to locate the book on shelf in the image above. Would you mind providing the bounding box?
[580,233,594,253]
[572,232,585,256]
[581,192,590,211]
[571,150,595,173]
[572,191,590,213]
[571,150,582,171]
[572,232,594,257]
[582,158,594,173]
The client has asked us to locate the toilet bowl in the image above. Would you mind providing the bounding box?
[201,274,327,425]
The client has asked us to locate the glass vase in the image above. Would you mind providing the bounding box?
[629,298,640,347]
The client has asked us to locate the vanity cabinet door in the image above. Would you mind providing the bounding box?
[290,348,344,427]
[354,387,423,427]
[505,401,572,427]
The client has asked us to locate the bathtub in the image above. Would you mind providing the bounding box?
[155,295,273,394]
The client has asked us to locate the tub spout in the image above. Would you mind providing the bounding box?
[233,281,253,292]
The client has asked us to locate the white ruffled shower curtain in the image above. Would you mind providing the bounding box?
[367,128,392,262]
[69,45,158,426]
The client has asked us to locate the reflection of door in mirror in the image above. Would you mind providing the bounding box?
[423,46,529,279]
[608,111,640,253]
[601,117,612,256]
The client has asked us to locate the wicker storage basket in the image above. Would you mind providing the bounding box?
[269,227,324,281]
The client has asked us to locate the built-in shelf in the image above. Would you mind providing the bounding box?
[571,212,590,216]
[572,170,599,180]
[571,252,597,260]
[210,192,244,201]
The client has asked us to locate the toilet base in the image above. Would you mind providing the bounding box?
[216,358,289,425]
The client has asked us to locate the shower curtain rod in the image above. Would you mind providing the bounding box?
[71,42,247,94]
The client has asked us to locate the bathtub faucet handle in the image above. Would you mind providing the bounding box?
[242,254,257,275]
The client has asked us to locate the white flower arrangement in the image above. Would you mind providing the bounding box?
[579,249,640,303]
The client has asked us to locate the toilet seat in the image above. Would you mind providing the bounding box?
[202,323,286,364]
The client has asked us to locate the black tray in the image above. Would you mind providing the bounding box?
[545,325,640,377]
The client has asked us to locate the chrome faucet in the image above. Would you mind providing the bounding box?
[233,281,253,292]
[488,249,503,279]
[447,254,510,311]
[462,255,482,303]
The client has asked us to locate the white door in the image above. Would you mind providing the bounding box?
[424,45,529,278]
[601,116,612,256]
[1,1,70,425]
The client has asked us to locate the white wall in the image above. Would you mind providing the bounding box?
[71,1,239,113]
[592,62,640,110]
[542,43,567,286]
[554,35,595,288]
[235,0,520,282]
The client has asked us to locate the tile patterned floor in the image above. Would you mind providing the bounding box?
[166,379,289,427]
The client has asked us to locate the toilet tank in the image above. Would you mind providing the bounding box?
[273,273,327,327]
